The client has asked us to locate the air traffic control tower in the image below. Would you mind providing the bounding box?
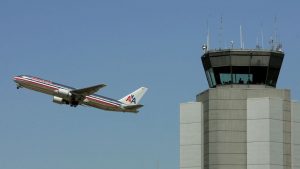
[180,48,300,169]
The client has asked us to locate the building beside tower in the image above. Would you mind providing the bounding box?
[180,49,300,169]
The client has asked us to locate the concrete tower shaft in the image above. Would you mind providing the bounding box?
[196,87,291,169]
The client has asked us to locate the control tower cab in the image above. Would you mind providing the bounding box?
[201,49,284,88]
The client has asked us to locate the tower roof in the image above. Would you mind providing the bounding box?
[201,49,284,88]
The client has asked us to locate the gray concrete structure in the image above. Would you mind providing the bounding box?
[292,101,300,169]
[180,49,300,169]
[180,102,203,169]
[180,86,298,169]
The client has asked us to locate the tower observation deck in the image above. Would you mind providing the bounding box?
[201,49,284,88]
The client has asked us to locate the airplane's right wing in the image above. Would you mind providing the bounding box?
[70,84,106,104]
[71,84,106,96]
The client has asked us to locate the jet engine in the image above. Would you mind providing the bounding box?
[53,96,69,104]
[54,88,72,97]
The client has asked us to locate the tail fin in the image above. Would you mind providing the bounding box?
[119,87,148,105]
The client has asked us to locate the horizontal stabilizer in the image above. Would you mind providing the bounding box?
[123,104,144,113]
[124,104,144,110]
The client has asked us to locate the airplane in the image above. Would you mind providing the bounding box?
[13,75,148,113]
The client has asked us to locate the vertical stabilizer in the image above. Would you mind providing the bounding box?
[119,87,148,105]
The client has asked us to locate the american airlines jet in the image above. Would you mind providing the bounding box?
[13,75,148,113]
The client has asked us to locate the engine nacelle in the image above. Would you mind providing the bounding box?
[53,96,69,104]
[54,88,72,97]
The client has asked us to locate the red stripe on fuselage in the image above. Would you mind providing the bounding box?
[15,77,59,90]
[16,76,120,108]
[86,96,119,108]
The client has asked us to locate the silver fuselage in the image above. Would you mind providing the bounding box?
[13,75,137,112]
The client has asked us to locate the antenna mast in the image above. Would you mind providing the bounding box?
[274,16,278,44]
[240,25,244,49]
[206,20,210,50]
[261,29,264,49]
[218,16,224,49]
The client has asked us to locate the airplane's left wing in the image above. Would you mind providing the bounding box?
[71,84,106,96]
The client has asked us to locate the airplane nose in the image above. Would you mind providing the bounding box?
[13,76,21,83]
[13,76,23,89]
[13,76,18,82]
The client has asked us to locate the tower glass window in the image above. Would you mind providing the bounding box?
[201,50,284,88]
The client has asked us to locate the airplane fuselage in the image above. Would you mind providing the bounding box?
[13,75,140,113]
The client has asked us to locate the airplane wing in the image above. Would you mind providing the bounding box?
[71,84,106,96]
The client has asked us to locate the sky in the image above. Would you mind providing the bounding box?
[1,0,300,169]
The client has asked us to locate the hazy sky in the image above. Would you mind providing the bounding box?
[1,0,300,169]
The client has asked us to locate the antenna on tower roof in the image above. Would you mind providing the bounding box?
[274,16,278,44]
[261,28,264,49]
[256,37,260,49]
[218,16,224,49]
[206,20,210,51]
[202,20,209,53]
[240,25,244,49]
[269,16,283,51]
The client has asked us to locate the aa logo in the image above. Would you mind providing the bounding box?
[126,95,136,104]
